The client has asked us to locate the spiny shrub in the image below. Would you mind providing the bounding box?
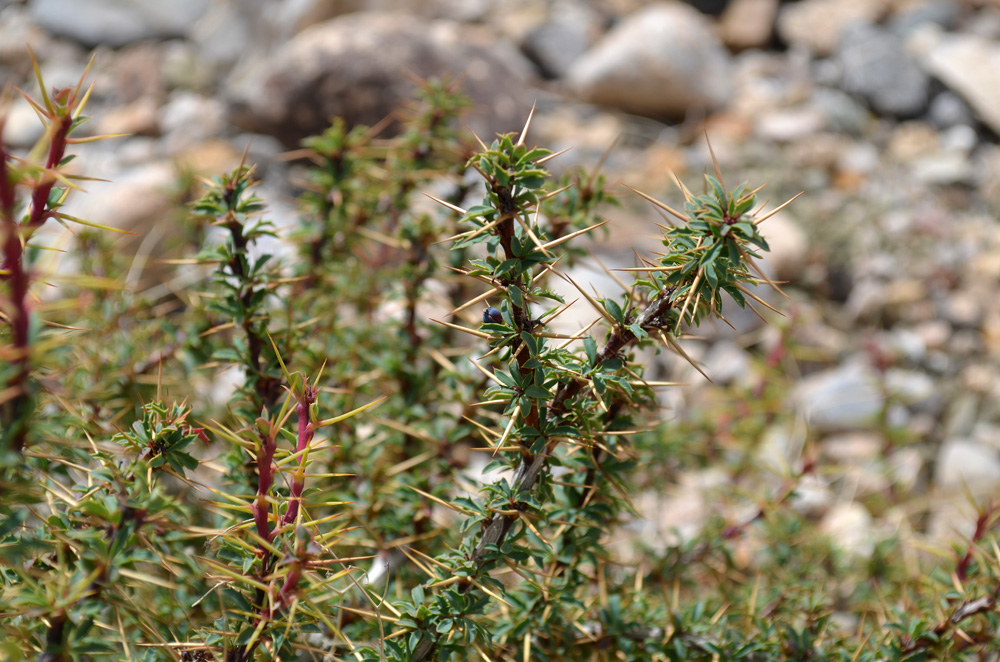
[2,54,998,662]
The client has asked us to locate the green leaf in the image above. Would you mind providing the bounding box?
[493,370,516,388]
[604,298,624,324]
[524,385,550,400]
[584,337,597,366]
[131,421,149,443]
[508,284,524,309]
[704,261,718,290]
[212,348,243,363]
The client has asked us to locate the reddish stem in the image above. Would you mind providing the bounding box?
[252,423,277,543]
[1,104,73,453]
[282,385,316,527]
[956,501,997,581]
[270,559,303,618]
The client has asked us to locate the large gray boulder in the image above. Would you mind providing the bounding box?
[227,12,535,146]
[836,21,929,117]
[30,0,209,47]
[567,2,732,120]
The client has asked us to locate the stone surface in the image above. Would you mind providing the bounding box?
[520,4,597,78]
[754,422,806,473]
[3,98,46,148]
[567,2,732,119]
[701,341,752,386]
[61,161,176,238]
[758,210,809,282]
[158,92,227,153]
[887,121,976,185]
[918,31,1000,136]
[943,291,983,329]
[30,0,209,47]
[776,0,887,56]
[935,438,1000,489]
[94,98,161,138]
[188,0,259,76]
[719,0,779,51]
[820,502,875,557]
[927,91,975,129]
[795,360,884,430]
[883,369,936,406]
[888,0,960,38]
[645,468,730,545]
[53,160,183,290]
[0,6,51,67]
[822,431,883,464]
[836,21,929,117]
[227,12,535,145]
[755,107,827,142]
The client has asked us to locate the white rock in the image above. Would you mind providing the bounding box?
[820,502,875,558]
[159,92,227,153]
[822,432,882,464]
[567,2,732,119]
[837,142,880,175]
[2,99,45,148]
[972,422,1000,454]
[885,327,927,362]
[758,210,809,282]
[755,422,806,473]
[790,473,834,516]
[913,319,951,351]
[701,341,752,386]
[911,151,974,186]
[935,439,1000,490]
[795,359,884,430]
[883,369,936,406]
[0,6,50,67]
[755,107,827,142]
[919,30,1000,136]
[888,446,923,493]
[646,468,729,546]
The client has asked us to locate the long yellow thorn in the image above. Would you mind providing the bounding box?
[516,101,536,147]
[623,184,686,224]
[430,318,491,340]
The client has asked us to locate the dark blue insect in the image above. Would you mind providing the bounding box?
[483,307,503,324]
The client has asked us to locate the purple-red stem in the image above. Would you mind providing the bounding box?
[233,387,316,661]
[252,422,277,543]
[282,385,316,527]
[268,560,302,618]
[956,500,997,582]
[1,104,73,452]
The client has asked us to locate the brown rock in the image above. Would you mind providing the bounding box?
[227,12,535,146]
[95,98,161,137]
[776,0,888,56]
[720,0,778,51]
[173,139,243,177]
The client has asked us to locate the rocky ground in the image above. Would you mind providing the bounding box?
[3,0,999,559]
